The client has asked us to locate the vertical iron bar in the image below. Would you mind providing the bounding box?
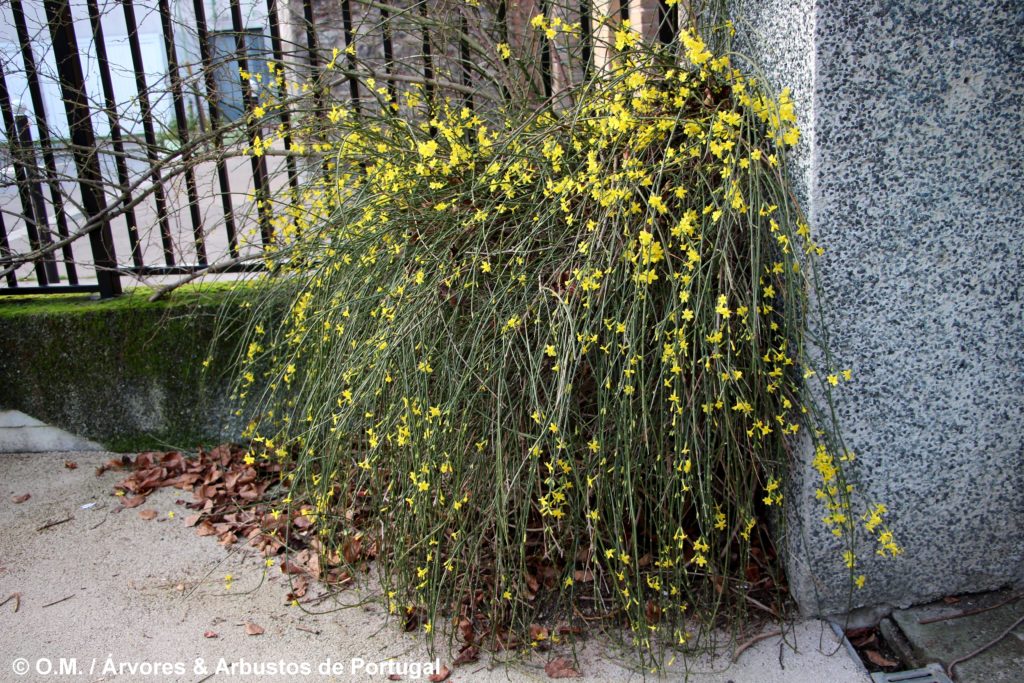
[579,0,593,79]
[340,0,360,111]
[658,0,677,44]
[264,0,299,195]
[121,0,175,266]
[380,6,397,106]
[459,13,474,115]
[229,0,273,245]
[540,0,552,99]
[496,0,510,101]
[192,0,239,257]
[0,64,47,286]
[158,0,206,265]
[9,0,77,284]
[301,0,329,179]
[419,1,436,133]
[16,115,60,283]
[86,0,143,269]
[0,210,16,287]
[301,0,320,72]
[42,0,121,297]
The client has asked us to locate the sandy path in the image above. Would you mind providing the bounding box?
[0,451,866,682]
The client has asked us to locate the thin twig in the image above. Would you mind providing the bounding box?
[41,594,75,608]
[36,516,74,532]
[732,628,783,662]
[918,593,1022,625]
[947,613,1024,679]
[0,592,20,612]
[89,512,110,530]
[741,592,781,619]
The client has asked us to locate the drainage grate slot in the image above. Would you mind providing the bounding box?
[870,664,954,683]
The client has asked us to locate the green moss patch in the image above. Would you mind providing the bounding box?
[0,281,267,452]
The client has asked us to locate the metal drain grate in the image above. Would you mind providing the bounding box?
[871,664,954,683]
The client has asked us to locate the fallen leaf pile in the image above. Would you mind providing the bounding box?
[108,445,355,600]
[111,448,272,512]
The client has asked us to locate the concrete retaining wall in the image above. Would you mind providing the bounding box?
[0,290,250,451]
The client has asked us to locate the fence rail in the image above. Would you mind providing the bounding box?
[0,0,689,298]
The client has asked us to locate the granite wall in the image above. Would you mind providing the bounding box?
[737,0,1024,615]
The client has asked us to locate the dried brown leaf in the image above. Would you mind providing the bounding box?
[645,599,662,625]
[11,494,30,504]
[204,630,218,639]
[139,509,158,521]
[457,617,475,643]
[849,631,876,648]
[452,645,479,666]
[427,665,450,682]
[342,535,363,564]
[195,521,218,537]
[573,569,594,583]
[281,560,305,575]
[544,657,581,678]
[63,460,77,470]
[864,650,898,668]
[245,622,265,636]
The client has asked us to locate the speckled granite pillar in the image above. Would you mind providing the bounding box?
[736,0,1024,615]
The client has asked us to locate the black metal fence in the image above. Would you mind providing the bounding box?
[0,0,684,298]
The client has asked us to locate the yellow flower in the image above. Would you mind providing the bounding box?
[715,295,731,318]
[680,30,711,65]
[417,139,438,158]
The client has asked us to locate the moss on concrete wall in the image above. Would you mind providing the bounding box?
[0,284,259,452]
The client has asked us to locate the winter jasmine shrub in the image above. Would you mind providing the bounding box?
[225,12,898,667]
